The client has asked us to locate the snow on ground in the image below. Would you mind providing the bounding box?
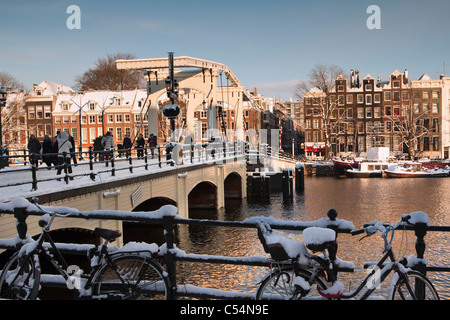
[0,152,245,203]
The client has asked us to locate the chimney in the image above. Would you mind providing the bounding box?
[404,69,408,83]
[350,70,354,88]
[356,70,360,87]
[253,87,257,96]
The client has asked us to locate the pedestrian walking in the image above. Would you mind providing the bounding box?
[93,136,104,161]
[148,133,157,159]
[101,131,114,161]
[123,134,132,159]
[56,131,74,180]
[27,134,42,167]
[136,133,146,159]
[42,135,58,169]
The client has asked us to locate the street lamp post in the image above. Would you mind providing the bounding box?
[0,86,8,169]
[163,52,180,141]
[0,86,7,148]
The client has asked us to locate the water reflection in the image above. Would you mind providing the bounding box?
[175,176,450,300]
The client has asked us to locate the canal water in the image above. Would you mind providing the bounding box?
[174,176,450,300]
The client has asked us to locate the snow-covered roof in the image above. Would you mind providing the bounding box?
[418,73,432,81]
[31,80,74,97]
[53,89,148,113]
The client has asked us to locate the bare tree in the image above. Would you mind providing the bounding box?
[385,99,431,159]
[0,72,25,91]
[295,64,344,159]
[75,53,145,91]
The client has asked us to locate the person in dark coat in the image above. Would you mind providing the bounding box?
[148,133,157,159]
[123,134,132,158]
[136,133,146,159]
[69,134,77,165]
[93,136,104,161]
[27,134,42,167]
[42,135,58,169]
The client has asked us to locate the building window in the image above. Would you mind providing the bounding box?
[393,91,400,102]
[81,116,87,124]
[432,102,439,113]
[44,106,51,119]
[423,102,430,113]
[89,102,95,110]
[357,107,364,118]
[384,91,391,101]
[124,114,130,123]
[393,81,400,88]
[402,91,409,101]
[365,84,372,91]
[433,137,439,151]
[366,107,372,118]
[28,106,35,119]
[346,95,353,104]
[385,106,391,116]
[374,107,381,118]
[432,90,439,99]
[346,108,353,119]
[374,93,381,103]
[71,128,77,141]
[365,94,372,105]
[357,94,364,104]
[55,117,61,124]
[108,114,114,123]
[71,116,77,124]
[423,91,429,99]
[63,116,69,124]
[116,114,122,123]
[89,115,96,124]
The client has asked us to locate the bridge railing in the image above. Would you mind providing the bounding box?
[0,200,448,299]
[0,141,247,191]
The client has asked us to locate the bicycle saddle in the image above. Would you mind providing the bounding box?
[94,228,122,242]
[302,227,335,252]
[256,221,307,260]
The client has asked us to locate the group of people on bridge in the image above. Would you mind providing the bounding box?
[27,132,158,179]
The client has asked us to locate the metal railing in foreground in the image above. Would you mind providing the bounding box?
[1,199,448,299]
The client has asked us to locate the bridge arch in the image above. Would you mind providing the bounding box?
[224,172,242,199]
[123,197,178,245]
[188,181,217,210]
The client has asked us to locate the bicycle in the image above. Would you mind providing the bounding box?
[0,199,171,300]
[255,213,439,300]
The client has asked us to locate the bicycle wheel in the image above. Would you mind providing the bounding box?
[92,254,171,300]
[390,270,439,300]
[256,266,327,300]
[0,252,41,300]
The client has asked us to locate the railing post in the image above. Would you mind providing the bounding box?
[158,146,161,168]
[129,152,133,173]
[144,147,148,170]
[14,207,28,242]
[30,154,38,190]
[111,149,115,176]
[413,222,428,299]
[163,215,177,298]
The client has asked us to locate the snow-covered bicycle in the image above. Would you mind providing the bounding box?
[0,199,171,300]
[255,213,439,300]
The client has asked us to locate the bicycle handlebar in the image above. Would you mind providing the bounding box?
[351,215,413,238]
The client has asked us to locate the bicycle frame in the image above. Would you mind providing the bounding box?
[338,246,403,300]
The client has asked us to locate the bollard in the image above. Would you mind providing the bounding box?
[295,164,305,192]
[282,168,293,199]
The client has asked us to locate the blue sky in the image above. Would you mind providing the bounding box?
[1,0,450,99]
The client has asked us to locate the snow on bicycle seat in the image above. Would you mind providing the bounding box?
[256,221,307,261]
[302,227,335,252]
[94,228,122,242]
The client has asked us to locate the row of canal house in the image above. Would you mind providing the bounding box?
[3,80,302,159]
[303,69,450,159]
